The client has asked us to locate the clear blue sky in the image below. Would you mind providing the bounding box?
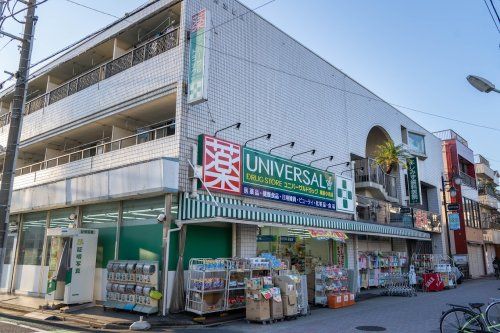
[1,0,499,169]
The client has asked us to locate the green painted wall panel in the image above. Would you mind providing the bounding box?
[95,227,116,269]
[168,225,232,271]
[118,224,163,268]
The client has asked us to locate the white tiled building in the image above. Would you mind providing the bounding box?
[0,0,445,311]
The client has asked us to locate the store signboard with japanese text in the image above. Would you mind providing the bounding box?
[407,157,422,205]
[198,134,355,213]
[242,147,337,211]
[187,9,210,104]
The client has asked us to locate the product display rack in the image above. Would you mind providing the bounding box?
[314,266,349,305]
[411,254,456,289]
[185,258,227,315]
[104,260,159,314]
[358,252,408,288]
[226,258,251,310]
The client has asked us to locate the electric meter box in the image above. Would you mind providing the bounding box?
[45,227,98,305]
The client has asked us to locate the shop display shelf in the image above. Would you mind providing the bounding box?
[187,288,226,293]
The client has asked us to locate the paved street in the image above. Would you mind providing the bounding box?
[0,278,498,333]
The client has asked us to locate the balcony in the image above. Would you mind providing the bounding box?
[433,129,468,146]
[478,187,499,209]
[459,171,477,189]
[0,28,180,127]
[475,161,498,184]
[12,120,176,179]
[390,207,441,233]
[354,158,399,202]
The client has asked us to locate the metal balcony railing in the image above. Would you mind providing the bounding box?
[1,28,180,126]
[479,187,497,197]
[354,158,399,199]
[459,171,477,189]
[13,120,175,177]
[433,129,469,147]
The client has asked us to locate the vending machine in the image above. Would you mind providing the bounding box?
[45,227,98,305]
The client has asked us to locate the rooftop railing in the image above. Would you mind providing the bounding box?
[433,129,469,147]
[13,119,175,177]
[1,28,179,125]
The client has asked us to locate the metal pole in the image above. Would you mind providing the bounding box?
[442,175,452,257]
[0,0,38,286]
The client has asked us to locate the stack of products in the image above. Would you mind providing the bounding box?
[104,260,159,314]
[227,258,251,310]
[314,266,354,308]
[245,277,273,322]
[412,254,456,290]
[274,275,298,317]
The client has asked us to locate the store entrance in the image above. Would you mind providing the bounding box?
[256,227,347,274]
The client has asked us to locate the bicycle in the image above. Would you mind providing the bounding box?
[440,300,500,333]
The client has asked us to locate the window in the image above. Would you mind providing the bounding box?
[18,212,47,265]
[119,196,165,263]
[82,202,119,268]
[408,132,426,155]
[462,197,481,229]
[49,207,76,228]
[401,126,408,144]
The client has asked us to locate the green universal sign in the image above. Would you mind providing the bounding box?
[242,148,337,211]
[407,157,421,205]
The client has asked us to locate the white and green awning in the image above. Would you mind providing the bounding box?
[178,193,430,240]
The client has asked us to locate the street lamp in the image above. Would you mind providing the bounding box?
[466,75,500,94]
[244,133,271,146]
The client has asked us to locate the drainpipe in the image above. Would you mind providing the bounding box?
[190,143,198,199]
[162,223,181,316]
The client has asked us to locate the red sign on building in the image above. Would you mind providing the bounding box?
[200,135,242,194]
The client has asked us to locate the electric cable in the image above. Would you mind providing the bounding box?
[489,0,500,25]
[483,0,500,33]
[62,0,133,23]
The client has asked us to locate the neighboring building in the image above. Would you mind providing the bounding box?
[0,0,445,310]
[434,130,485,278]
[475,154,500,274]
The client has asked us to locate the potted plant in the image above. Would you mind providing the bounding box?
[373,141,409,174]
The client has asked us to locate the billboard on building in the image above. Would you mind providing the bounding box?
[198,135,355,213]
[407,157,422,205]
[187,9,210,104]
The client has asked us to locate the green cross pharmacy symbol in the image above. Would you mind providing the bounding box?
[337,179,353,209]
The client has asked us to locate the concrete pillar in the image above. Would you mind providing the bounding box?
[235,224,257,258]
[46,75,63,93]
[44,148,64,160]
[111,126,134,149]
[112,38,131,59]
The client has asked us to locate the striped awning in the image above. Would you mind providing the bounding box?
[178,193,430,240]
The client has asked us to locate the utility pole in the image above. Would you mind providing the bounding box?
[0,0,37,287]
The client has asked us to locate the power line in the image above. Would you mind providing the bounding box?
[62,0,133,23]
[489,0,500,25]
[483,0,500,33]
[0,37,12,51]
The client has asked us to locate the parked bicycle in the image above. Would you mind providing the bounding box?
[440,299,500,332]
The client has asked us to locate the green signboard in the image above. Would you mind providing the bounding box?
[242,147,337,210]
[407,157,421,205]
[187,9,210,104]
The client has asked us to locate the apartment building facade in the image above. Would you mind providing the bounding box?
[0,0,446,309]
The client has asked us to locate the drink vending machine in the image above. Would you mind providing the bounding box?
[45,227,98,305]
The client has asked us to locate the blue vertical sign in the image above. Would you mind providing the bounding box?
[448,213,460,231]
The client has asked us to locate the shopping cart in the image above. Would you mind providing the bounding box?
[380,273,416,297]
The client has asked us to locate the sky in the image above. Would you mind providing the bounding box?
[0,0,499,170]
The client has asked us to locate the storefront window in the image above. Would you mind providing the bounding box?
[82,202,119,268]
[49,207,76,228]
[18,212,47,265]
[256,227,346,273]
[119,196,164,263]
[408,132,426,155]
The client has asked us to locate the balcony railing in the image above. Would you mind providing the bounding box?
[459,171,477,189]
[355,158,399,199]
[14,119,176,177]
[1,28,180,126]
[479,187,497,197]
[433,129,469,147]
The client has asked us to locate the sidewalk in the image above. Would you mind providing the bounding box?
[0,294,196,330]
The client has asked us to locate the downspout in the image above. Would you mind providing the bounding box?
[162,222,181,316]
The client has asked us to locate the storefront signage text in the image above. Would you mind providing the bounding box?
[198,135,356,213]
[308,229,348,242]
[279,236,296,243]
[448,213,460,231]
[407,157,421,205]
[257,235,275,242]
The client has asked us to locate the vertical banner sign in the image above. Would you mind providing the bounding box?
[407,157,421,205]
[448,213,461,231]
[188,9,210,104]
[199,135,241,194]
